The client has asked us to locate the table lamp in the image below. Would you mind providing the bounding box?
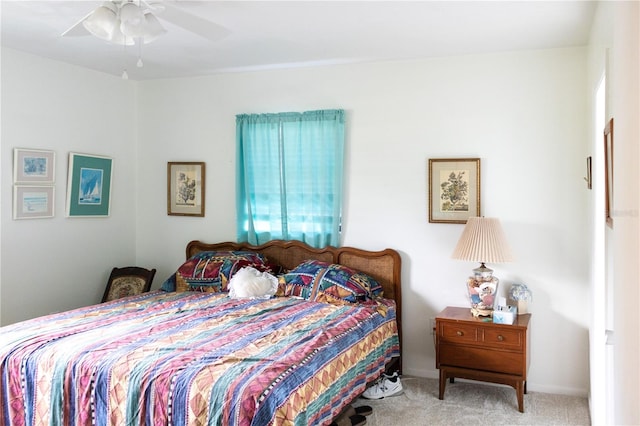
[451,217,514,317]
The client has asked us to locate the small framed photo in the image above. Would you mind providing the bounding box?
[585,156,593,190]
[428,158,481,224]
[604,118,614,228]
[13,185,55,219]
[14,149,55,184]
[167,162,205,217]
[66,153,113,217]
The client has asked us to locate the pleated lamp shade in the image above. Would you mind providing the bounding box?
[451,217,514,264]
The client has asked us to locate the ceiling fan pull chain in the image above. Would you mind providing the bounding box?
[122,41,129,80]
[137,38,144,68]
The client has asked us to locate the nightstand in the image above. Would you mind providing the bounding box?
[435,306,531,412]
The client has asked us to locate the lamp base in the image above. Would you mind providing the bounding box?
[470,307,494,317]
[467,273,499,317]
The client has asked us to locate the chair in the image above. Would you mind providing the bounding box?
[101,266,156,303]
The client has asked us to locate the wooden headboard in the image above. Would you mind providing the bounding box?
[186,239,403,371]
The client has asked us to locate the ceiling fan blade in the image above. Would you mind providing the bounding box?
[61,10,93,37]
[159,3,230,42]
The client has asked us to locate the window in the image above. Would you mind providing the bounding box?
[236,109,345,248]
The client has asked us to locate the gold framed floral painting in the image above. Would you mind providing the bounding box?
[428,158,481,224]
[167,162,205,217]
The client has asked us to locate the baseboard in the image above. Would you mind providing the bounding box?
[401,367,588,397]
[528,383,588,397]
[403,367,439,380]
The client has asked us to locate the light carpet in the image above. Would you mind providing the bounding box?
[351,376,591,425]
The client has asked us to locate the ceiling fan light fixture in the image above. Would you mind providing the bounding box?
[120,19,145,38]
[110,20,135,46]
[80,1,165,45]
[119,2,144,26]
[140,12,167,44]
[82,1,118,41]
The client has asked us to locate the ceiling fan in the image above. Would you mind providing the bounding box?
[61,1,229,45]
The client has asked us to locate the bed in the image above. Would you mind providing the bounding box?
[0,239,402,426]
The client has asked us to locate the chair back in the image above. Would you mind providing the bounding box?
[102,266,156,302]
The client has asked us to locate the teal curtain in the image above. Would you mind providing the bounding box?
[236,109,345,248]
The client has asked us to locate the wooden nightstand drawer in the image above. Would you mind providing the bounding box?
[440,323,478,344]
[439,322,523,350]
[440,344,524,374]
[483,327,524,350]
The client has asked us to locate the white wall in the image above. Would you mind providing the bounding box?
[608,2,640,424]
[0,49,138,323]
[586,2,640,424]
[586,2,613,424]
[135,47,590,395]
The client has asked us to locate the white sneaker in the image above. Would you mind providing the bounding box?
[361,372,403,399]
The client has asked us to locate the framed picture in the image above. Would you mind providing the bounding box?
[604,118,614,228]
[584,156,592,190]
[428,158,481,224]
[13,185,55,219]
[66,153,113,217]
[167,162,205,217]
[14,149,55,183]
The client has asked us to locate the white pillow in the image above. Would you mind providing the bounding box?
[228,266,278,299]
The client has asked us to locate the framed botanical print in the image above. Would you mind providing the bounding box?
[428,158,481,224]
[167,162,205,217]
[66,153,113,217]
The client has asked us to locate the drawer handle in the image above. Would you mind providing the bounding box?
[497,335,504,341]
[456,331,464,336]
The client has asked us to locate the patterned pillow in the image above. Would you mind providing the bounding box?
[165,251,276,293]
[280,259,383,304]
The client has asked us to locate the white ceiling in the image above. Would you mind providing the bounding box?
[1,1,597,81]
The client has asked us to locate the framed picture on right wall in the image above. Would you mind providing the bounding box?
[604,118,614,228]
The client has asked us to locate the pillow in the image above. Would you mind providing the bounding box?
[162,251,276,293]
[160,273,177,292]
[228,267,278,299]
[280,259,383,304]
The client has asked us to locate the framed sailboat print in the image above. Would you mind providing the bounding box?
[66,153,113,217]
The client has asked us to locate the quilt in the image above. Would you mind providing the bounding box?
[0,291,399,426]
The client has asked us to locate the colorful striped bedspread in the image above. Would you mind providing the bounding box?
[0,291,399,426]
